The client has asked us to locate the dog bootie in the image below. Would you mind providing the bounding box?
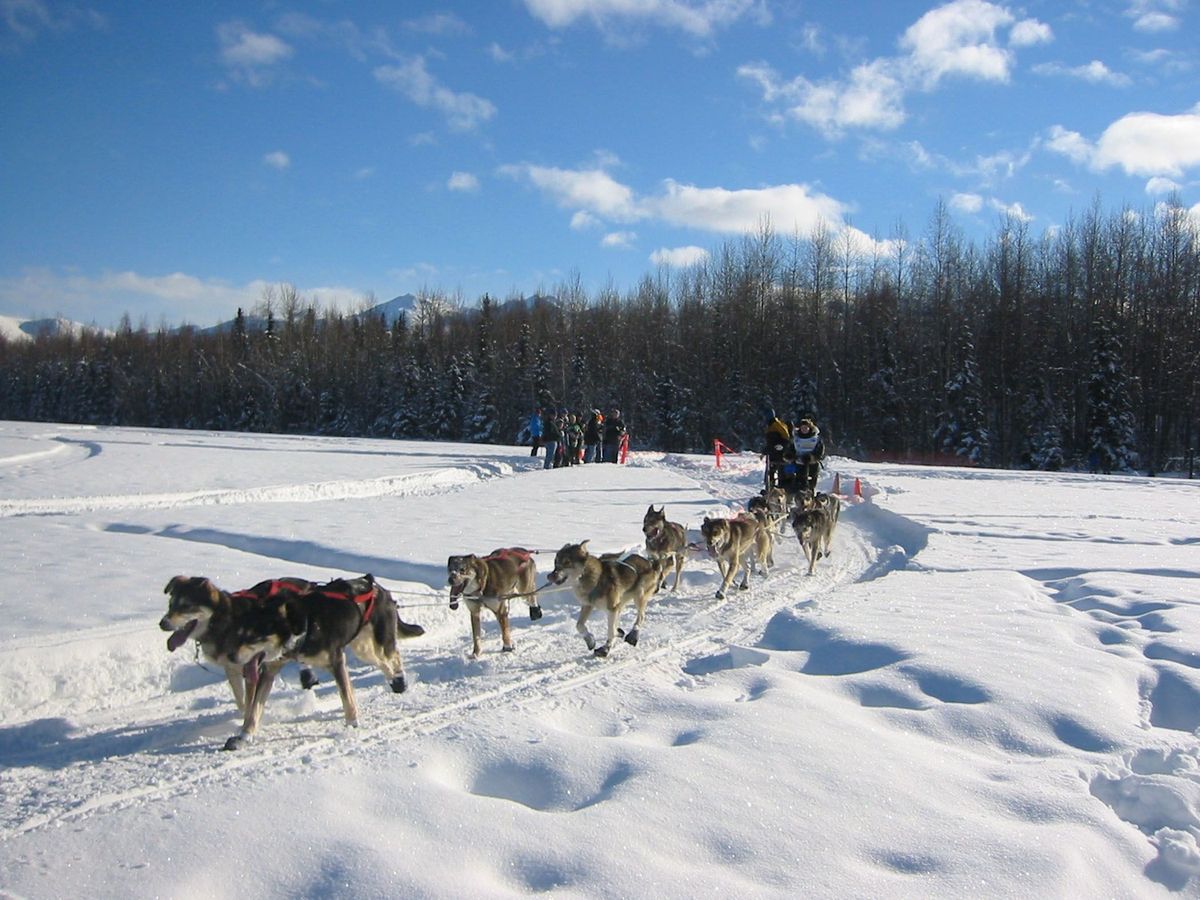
[300,668,319,690]
[391,674,408,693]
[529,605,543,621]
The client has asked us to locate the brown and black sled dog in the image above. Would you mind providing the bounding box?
[221,574,424,750]
[547,541,664,658]
[160,575,318,712]
[446,547,542,658]
[641,505,687,591]
[700,513,771,599]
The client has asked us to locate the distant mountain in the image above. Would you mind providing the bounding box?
[358,293,418,324]
[0,315,107,341]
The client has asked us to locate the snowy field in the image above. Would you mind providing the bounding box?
[1,421,1199,898]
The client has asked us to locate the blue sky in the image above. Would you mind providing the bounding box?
[2,0,1198,329]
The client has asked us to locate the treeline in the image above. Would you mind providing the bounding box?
[2,199,1198,473]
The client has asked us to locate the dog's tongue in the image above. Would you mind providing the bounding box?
[166,619,198,652]
[242,652,265,685]
[449,582,464,599]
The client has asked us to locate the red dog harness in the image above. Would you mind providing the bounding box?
[314,583,378,626]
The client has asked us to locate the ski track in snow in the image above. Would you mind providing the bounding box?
[0,453,901,842]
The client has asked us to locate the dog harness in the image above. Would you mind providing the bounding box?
[485,547,533,565]
[314,583,378,626]
[230,580,304,602]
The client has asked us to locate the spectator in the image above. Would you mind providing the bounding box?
[583,409,603,463]
[541,409,561,470]
[527,408,543,458]
[565,414,584,465]
[603,408,627,463]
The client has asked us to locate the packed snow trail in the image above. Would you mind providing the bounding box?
[0,451,890,841]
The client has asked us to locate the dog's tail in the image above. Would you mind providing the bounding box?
[396,612,426,639]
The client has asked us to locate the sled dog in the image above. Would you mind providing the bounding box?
[547,541,663,658]
[222,574,424,750]
[806,490,842,527]
[791,505,837,575]
[160,575,317,712]
[701,514,767,599]
[446,547,541,658]
[747,486,791,535]
[641,505,688,591]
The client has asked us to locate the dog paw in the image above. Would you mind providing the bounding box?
[617,627,626,637]
[584,634,596,650]
[390,674,408,693]
[529,606,543,621]
[222,734,250,752]
[594,646,609,658]
[624,629,639,646]
[449,599,459,611]
[502,645,514,653]
[300,668,319,690]
[715,590,726,600]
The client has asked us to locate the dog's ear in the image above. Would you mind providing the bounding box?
[579,540,590,554]
[363,574,375,586]
[164,576,184,594]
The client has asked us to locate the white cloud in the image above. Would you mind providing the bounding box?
[1145,175,1181,195]
[1055,109,1200,177]
[263,150,290,170]
[217,21,292,86]
[523,0,769,39]
[1032,60,1131,87]
[601,231,637,248]
[500,163,642,220]
[1132,11,1180,31]
[650,246,709,267]
[504,161,851,241]
[447,171,480,192]
[950,192,984,213]
[988,198,1033,221]
[374,57,497,132]
[0,268,270,328]
[1009,18,1053,47]
[488,42,515,63]
[899,0,1017,88]
[1,0,105,44]
[1045,124,1094,165]
[737,59,906,137]
[740,0,1050,137]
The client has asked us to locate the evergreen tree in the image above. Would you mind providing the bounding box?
[865,339,903,456]
[1086,317,1139,473]
[934,322,990,463]
[1018,377,1065,470]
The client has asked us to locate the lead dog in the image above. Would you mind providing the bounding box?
[701,514,769,599]
[547,541,663,658]
[223,574,424,750]
[747,487,790,535]
[642,505,687,591]
[446,547,542,658]
[160,575,318,712]
[791,504,837,575]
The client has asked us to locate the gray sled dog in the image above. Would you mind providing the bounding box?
[160,576,317,712]
[701,513,770,599]
[747,486,790,535]
[641,505,688,591]
[222,574,424,750]
[791,503,837,575]
[446,547,542,658]
[547,541,663,658]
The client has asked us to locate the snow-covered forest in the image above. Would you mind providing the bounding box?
[1,200,1197,472]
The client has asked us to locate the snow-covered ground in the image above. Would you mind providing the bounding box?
[1,421,1199,898]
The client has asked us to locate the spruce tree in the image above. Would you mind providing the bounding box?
[1086,317,1139,473]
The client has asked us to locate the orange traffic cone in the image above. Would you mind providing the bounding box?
[832,472,841,495]
[853,477,863,500]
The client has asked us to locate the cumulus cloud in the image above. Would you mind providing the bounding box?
[988,198,1033,221]
[740,0,1050,137]
[447,171,480,192]
[1049,108,1200,178]
[263,151,290,170]
[1145,175,1181,195]
[499,163,642,220]
[374,57,497,131]
[650,246,709,267]
[523,0,769,39]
